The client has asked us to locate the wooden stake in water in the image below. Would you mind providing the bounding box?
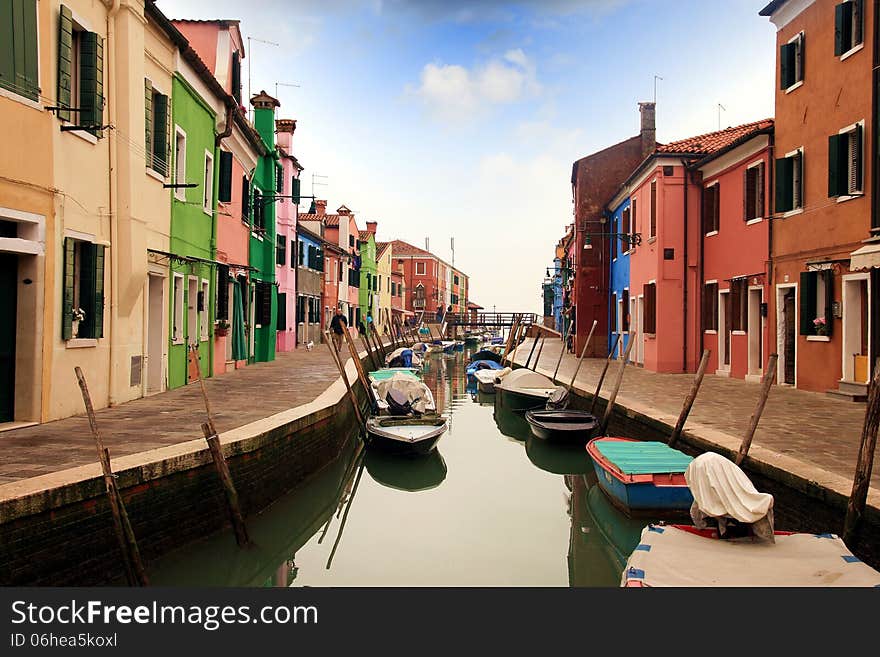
[324,329,365,428]
[567,319,598,391]
[735,353,778,466]
[844,360,880,544]
[668,349,711,448]
[590,334,621,415]
[343,325,379,409]
[552,321,570,382]
[599,332,637,436]
[74,367,149,586]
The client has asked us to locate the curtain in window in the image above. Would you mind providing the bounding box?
[231,280,247,361]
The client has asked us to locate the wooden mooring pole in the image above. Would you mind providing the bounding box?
[599,332,637,436]
[735,353,778,466]
[567,319,598,392]
[74,367,149,586]
[552,321,570,382]
[324,329,365,428]
[668,349,711,448]
[187,346,251,547]
[844,361,880,544]
[343,324,379,410]
[590,334,621,415]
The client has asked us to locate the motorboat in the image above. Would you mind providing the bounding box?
[466,359,505,380]
[365,415,448,455]
[468,349,503,364]
[525,409,599,444]
[474,366,511,394]
[496,368,558,413]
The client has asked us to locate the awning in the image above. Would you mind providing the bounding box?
[850,242,880,271]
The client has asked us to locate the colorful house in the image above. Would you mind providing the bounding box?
[358,223,378,335]
[275,118,303,352]
[376,241,393,335]
[295,225,324,345]
[607,197,632,359]
[761,0,876,398]
[392,239,442,322]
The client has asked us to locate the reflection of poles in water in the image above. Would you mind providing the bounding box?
[317,442,365,545]
[326,456,367,570]
[274,557,299,587]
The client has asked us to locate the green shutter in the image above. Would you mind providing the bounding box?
[57,6,73,121]
[823,271,834,337]
[277,293,287,331]
[776,156,794,212]
[835,2,852,56]
[80,31,104,137]
[144,79,153,167]
[828,133,848,197]
[852,123,862,193]
[780,42,795,89]
[21,0,37,100]
[0,2,15,96]
[218,151,233,202]
[93,245,105,338]
[291,177,301,204]
[62,237,74,340]
[800,272,817,335]
[153,92,168,176]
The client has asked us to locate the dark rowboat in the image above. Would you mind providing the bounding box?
[525,409,599,444]
[365,415,448,455]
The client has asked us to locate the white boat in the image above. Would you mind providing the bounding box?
[384,346,424,369]
[365,416,448,455]
[371,371,436,414]
[496,368,557,413]
[474,366,511,394]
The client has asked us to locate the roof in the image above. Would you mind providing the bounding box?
[655,119,774,156]
[390,239,435,259]
[376,241,391,257]
[167,18,240,25]
[322,215,340,227]
[358,230,373,242]
[690,120,774,170]
[467,302,483,310]
[758,0,788,16]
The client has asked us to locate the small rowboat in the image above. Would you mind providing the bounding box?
[474,367,506,393]
[622,524,880,587]
[586,437,694,516]
[496,368,558,413]
[525,409,599,444]
[365,415,448,455]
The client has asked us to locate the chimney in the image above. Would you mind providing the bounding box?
[275,119,297,134]
[315,199,327,216]
[366,221,377,235]
[639,102,656,156]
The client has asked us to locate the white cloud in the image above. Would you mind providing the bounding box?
[409,49,540,123]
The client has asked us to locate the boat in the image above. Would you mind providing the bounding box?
[454,340,465,352]
[440,341,457,354]
[370,371,435,414]
[368,368,422,383]
[365,415,448,455]
[496,368,558,413]
[384,347,423,369]
[364,447,447,492]
[525,409,599,444]
[468,349,503,364]
[586,436,694,516]
[465,359,504,379]
[474,366,511,394]
[490,336,504,345]
[464,335,481,347]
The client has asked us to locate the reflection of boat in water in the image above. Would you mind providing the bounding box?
[585,482,649,574]
[525,434,592,475]
[566,475,628,587]
[492,400,531,441]
[365,448,447,492]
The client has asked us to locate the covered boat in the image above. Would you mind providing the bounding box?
[474,367,507,394]
[369,368,422,383]
[586,437,694,516]
[365,415,448,455]
[468,349,503,364]
[371,371,436,414]
[525,409,599,444]
[496,368,558,413]
[384,347,423,369]
[466,359,504,379]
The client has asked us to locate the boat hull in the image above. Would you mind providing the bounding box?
[366,418,447,456]
[497,387,552,414]
[525,410,599,444]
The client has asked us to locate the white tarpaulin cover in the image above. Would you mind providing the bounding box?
[384,347,422,367]
[498,367,555,391]
[492,367,512,384]
[623,524,880,587]
[685,452,774,524]
[474,369,500,385]
[374,372,435,413]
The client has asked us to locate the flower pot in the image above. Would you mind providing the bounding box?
[215,327,229,338]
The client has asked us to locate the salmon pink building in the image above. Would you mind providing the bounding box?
[274,118,303,352]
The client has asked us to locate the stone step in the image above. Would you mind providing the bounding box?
[826,388,868,403]
[838,380,869,396]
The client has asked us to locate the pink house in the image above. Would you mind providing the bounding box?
[608,120,772,374]
[275,119,302,352]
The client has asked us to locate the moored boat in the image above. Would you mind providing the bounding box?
[474,367,507,394]
[468,349,503,364]
[586,436,694,516]
[365,415,448,455]
[525,409,599,444]
[496,368,557,413]
[466,359,504,379]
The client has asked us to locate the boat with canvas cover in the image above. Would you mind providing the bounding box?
[496,368,558,413]
[384,347,423,369]
[466,359,504,380]
[474,366,509,394]
[468,349,503,364]
[368,368,422,383]
[371,371,436,414]
[586,436,694,516]
[365,415,448,455]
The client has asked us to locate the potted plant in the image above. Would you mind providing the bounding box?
[813,316,828,336]
[71,307,86,338]
[214,319,230,337]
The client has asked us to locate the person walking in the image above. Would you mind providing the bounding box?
[330,306,348,352]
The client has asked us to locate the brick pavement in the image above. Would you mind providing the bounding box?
[0,339,390,485]
[512,338,880,491]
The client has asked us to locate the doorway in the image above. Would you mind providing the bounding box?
[635,296,644,365]
[777,285,796,385]
[187,277,198,383]
[748,287,763,376]
[0,254,17,422]
[842,275,870,383]
[719,290,731,370]
[147,273,165,394]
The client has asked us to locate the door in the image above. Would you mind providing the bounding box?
[0,254,17,422]
[721,291,731,368]
[748,288,763,375]
[187,277,199,383]
[783,290,796,385]
[147,274,165,393]
[636,296,644,365]
[843,276,870,383]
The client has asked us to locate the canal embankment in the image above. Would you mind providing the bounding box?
[0,346,376,585]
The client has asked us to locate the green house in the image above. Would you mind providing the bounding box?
[358,229,377,336]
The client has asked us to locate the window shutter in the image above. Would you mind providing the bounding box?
[317,248,324,272]
[216,265,229,320]
[835,2,851,56]
[644,284,656,334]
[853,0,863,45]
[258,283,272,326]
[276,234,285,266]
[799,272,816,335]
[775,157,794,212]
[231,51,241,103]
[780,42,794,88]
[0,3,15,97]
[152,92,168,175]
[218,151,233,202]
[80,31,104,137]
[21,0,38,99]
[756,163,765,218]
[93,244,104,338]
[57,5,73,122]
[622,289,629,331]
[823,271,834,336]
[702,185,713,233]
[241,177,250,221]
[650,181,657,237]
[850,124,862,194]
[828,133,848,197]
[291,177,301,204]
[796,33,805,82]
[277,293,287,331]
[144,80,153,165]
[62,237,74,340]
[276,164,283,193]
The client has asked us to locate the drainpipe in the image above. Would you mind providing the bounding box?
[681,157,689,373]
[104,0,120,405]
[696,162,704,360]
[767,131,775,374]
[871,0,880,377]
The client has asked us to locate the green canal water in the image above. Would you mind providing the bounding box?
[149,346,654,587]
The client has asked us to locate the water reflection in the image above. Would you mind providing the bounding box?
[525,435,592,476]
[493,402,530,441]
[365,448,447,492]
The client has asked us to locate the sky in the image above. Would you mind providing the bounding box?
[157,0,777,314]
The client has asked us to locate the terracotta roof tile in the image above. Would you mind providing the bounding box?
[376,241,391,257]
[655,119,773,156]
[322,215,340,227]
[390,239,434,258]
[358,230,372,241]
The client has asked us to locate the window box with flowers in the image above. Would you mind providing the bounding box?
[71,307,86,338]
[214,319,230,337]
[813,316,828,336]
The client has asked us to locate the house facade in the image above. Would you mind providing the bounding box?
[274,118,302,353]
[376,241,393,334]
[295,225,324,345]
[607,197,632,359]
[358,225,377,334]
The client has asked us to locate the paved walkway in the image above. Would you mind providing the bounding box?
[512,338,880,492]
[0,339,392,485]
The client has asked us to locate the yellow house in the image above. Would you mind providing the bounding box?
[0,0,54,426]
[376,241,393,335]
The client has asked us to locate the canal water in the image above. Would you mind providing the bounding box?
[148,345,864,586]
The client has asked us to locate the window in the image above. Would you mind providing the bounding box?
[199,279,210,341]
[290,238,296,269]
[1,0,38,101]
[631,198,638,241]
[277,293,287,331]
[610,293,617,332]
[218,151,233,203]
[231,50,241,103]
[780,32,805,90]
[203,151,214,214]
[835,0,863,56]
[56,7,104,136]
[62,237,105,340]
[391,282,396,297]
[454,275,460,286]
[276,164,283,194]
[729,279,747,332]
[291,177,301,204]
[800,270,834,336]
[416,261,426,276]
[703,183,720,234]
[644,283,656,334]
[216,265,229,321]
[744,163,765,221]
[775,149,804,212]
[702,282,718,331]
[253,189,265,232]
[413,285,426,309]
[241,176,251,223]
[621,206,631,253]
[254,282,272,327]
[276,234,286,266]
[829,123,863,197]
[621,289,630,331]
[174,128,187,201]
[349,235,354,247]
[172,273,184,344]
[144,82,169,175]
[611,216,618,260]
[649,180,657,238]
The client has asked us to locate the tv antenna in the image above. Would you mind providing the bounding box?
[247,36,279,120]
[717,103,726,130]
[450,237,455,267]
[311,173,328,199]
[653,75,663,103]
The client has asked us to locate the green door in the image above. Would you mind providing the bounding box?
[0,254,17,421]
